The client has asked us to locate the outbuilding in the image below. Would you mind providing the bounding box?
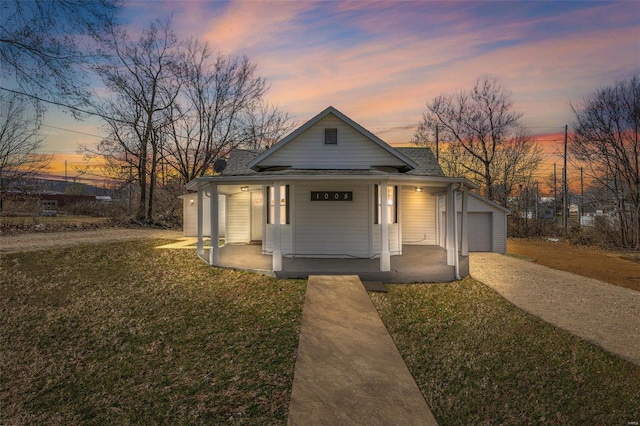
[438,191,510,254]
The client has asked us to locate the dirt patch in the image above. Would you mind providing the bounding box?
[508,238,640,292]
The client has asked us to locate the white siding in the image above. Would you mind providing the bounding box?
[294,182,371,257]
[402,187,436,245]
[371,224,401,255]
[226,192,250,243]
[492,213,507,253]
[264,225,293,255]
[258,115,406,170]
[182,195,225,237]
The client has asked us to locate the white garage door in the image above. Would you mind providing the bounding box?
[468,212,492,251]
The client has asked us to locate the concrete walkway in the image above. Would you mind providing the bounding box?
[470,253,640,366]
[288,275,438,426]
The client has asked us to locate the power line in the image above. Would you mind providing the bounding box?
[40,123,105,139]
[0,86,129,124]
[1,86,194,143]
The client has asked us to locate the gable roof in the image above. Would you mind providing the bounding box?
[468,191,512,214]
[247,106,418,172]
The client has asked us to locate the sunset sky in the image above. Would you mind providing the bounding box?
[34,0,640,187]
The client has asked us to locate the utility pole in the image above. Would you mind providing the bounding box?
[64,160,68,182]
[553,163,557,225]
[535,180,539,220]
[435,124,439,163]
[580,166,584,223]
[563,124,568,234]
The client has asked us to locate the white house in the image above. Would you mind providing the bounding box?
[179,193,226,238]
[186,106,505,281]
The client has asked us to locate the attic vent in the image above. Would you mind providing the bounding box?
[325,128,337,144]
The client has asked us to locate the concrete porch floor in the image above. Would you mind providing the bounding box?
[205,244,468,283]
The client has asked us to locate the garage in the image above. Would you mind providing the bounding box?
[440,191,510,253]
[468,212,492,251]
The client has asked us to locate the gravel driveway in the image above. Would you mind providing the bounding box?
[471,253,640,366]
[0,228,183,254]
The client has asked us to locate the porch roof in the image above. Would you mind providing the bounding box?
[186,172,477,192]
[186,148,478,191]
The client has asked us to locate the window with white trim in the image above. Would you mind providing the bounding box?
[374,185,397,224]
[266,185,289,225]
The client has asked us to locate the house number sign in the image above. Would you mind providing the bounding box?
[310,191,353,201]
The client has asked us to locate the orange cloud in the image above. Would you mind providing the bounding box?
[35,0,639,185]
[47,153,109,181]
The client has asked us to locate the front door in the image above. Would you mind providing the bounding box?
[251,191,263,241]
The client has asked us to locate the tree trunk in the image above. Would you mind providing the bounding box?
[147,143,158,223]
[137,146,147,221]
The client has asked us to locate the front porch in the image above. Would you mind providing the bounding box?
[200,244,468,283]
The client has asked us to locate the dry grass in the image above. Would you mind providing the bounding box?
[371,278,640,425]
[0,240,306,425]
[3,236,639,424]
[508,238,640,291]
[0,216,112,236]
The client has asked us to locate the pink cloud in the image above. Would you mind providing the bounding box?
[197,1,313,56]
[44,0,638,157]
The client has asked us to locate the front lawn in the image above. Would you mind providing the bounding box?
[371,278,640,424]
[0,240,306,425]
[3,239,639,424]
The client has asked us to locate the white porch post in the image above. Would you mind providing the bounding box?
[197,188,204,257]
[272,182,282,272]
[445,183,456,266]
[461,187,469,256]
[380,181,391,272]
[209,182,219,266]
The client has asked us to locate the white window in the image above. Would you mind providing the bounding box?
[374,185,397,224]
[267,185,289,225]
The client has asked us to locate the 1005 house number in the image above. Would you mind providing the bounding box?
[310,191,353,201]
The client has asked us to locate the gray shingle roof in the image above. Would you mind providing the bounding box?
[221,149,262,176]
[220,147,443,177]
[395,148,445,177]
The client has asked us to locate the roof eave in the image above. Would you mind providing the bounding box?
[186,174,477,192]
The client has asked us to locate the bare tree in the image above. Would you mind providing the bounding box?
[89,18,181,222]
[412,122,467,178]
[414,76,541,206]
[571,75,640,249]
[87,22,294,220]
[0,0,120,110]
[0,93,51,212]
[163,39,272,184]
[240,101,297,150]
